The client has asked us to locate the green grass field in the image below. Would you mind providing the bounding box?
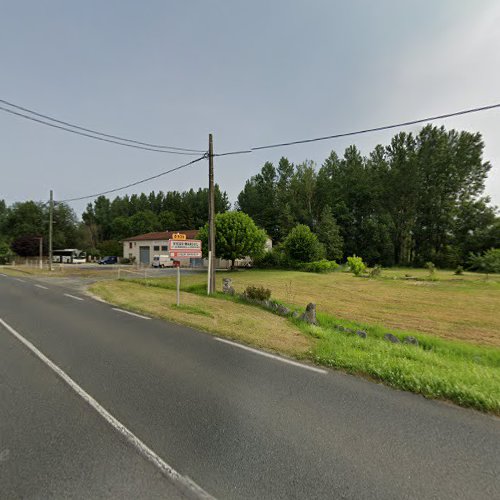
[145,267,500,347]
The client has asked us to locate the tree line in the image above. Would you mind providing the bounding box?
[1,124,498,268]
[0,187,230,258]
[238,125,499,267]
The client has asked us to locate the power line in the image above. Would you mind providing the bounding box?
[0,105,204,156]
[213,149,252,157]
[215,102,500,156]
[0,98,205,153]
[58,154,207,202]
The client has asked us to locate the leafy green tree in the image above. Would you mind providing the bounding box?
[0,199,7,236]
[158,211,178,231]
[97,240,123,257]
[237,162,279,241]
[199,211,267,269]
[110,216,132,240]
[52,203,79,249]
[289,160,317,227]
[129,210,160,236]
[315,205,343,260]
[283,224,325,263]
[3,201,45,239]
[11,235,42,257]
[0,240,14,264]
[468,248,500,275]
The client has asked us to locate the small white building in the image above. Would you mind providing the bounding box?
[123,230,200,267]
[122,229,272,268]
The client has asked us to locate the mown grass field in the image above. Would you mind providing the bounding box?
[142,267,500,347]
[89,268,500,414]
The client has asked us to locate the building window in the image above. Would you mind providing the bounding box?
[154,245,160,251]
[129,242,132,249]
[161,245,168,251]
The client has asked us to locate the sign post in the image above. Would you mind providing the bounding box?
[176,264,180,306]
[168,238,202,306]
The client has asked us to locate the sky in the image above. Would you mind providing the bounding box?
[1,0,500,216]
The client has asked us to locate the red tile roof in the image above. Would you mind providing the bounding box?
[124,230,200,242]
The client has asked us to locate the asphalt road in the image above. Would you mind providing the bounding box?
[0,273,498,499]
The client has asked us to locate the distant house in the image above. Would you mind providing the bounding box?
[122,230,199,267]
[122,229,272,268]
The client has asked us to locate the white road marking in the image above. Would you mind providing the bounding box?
[63,293,84,301]
[112,308,151,320]
[215,337,328,374]
[15,278,26,283]
[0,317,214,500]
[34,284,49,290]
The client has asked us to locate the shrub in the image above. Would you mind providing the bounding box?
[283,225,325,263]
[454,265,464,275]
[369,265,382,278]
[468,248,500,275]
[298,260,339,273]
[0,241,14,265]
[244,285,271,301]
[425,261,436,276]
[347,255,366,276]
[253,248,288,269]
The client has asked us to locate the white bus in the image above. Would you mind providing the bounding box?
[52,249,87,264]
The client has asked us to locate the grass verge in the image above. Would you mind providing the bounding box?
[92,277,500,414]
[90,280,312,358]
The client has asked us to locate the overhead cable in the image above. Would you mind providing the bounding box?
[250,103,500,151]
[58,154,207,202]
[215,102,500,156]
[0,105,204,156]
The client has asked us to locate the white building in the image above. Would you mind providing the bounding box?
[123,230,200,267]
[122,230,272,268]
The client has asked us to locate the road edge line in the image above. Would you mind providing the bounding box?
[0,317,214,500]
[112,308,151,320]
[215,337,327,374]
[63,293,84,301]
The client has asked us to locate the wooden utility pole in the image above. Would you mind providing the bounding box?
[48,190,53,271]
[208,134,216,294]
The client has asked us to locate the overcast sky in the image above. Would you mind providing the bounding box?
[1,0,499,215]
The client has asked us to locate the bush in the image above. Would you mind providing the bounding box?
[454,265,464,275]
[468,248,500,275]
[253,248,288,269]
[347,255,366,276]
[298,260,339,273]
[369,265,382,278]
[425,261,436,276]
[283,225,325,263]
[244,285,271,301]
[0,241,14,265]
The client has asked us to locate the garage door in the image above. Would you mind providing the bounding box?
[139,246,150,265]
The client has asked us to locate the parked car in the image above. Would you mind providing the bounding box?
[98,256,118,265]
[152,255,180,268]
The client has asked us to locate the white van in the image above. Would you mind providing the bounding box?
[152,255,176,268]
